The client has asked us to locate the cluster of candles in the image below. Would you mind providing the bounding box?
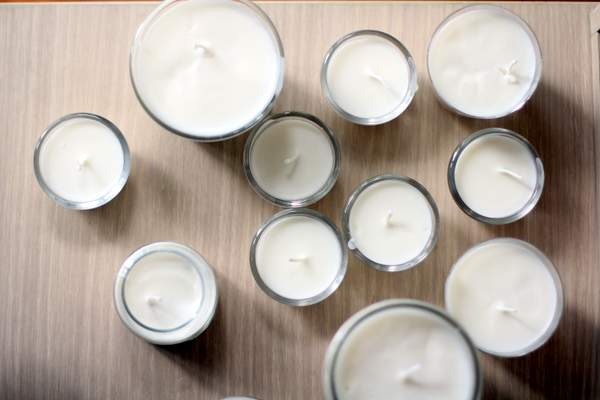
[32,0,564,399]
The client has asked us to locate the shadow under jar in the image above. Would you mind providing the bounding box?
[445,238,563,357]
[130,0,284,142]
[342,175,439,272]
[323,299,482,400]
[448,128,544,225]
[33,113,131,210]
[321,30,418,125]
[244,112,341,208]
[427,4,542,119]
[250,208,347,306]
[114,242,218,345]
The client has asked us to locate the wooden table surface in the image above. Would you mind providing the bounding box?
[1,2,599,399]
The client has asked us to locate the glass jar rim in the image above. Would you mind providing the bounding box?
[243,111,341,208]
[249,208,348,306]
[321,29,418,126]
[129,0,285,142]
[447,127,545,225]
[322,299,483,400]
[426,4,543,119]
[342,174,440,272]
[33,112,131,210]
[444,238,564,357]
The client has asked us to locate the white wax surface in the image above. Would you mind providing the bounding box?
[454,134,537,218]
[335,307,476,400]
[132,0,281,137]
[349,180,434,266]
[255,215,342,300]
[446,240,558,355]
[124,252,203,331]
[250,118,334,201]
[38,118,124,203]
[326,34,410,119]
[429,8,537,117]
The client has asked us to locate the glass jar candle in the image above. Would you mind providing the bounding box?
[33,113,131,210]
[321,30,418,125]
[243,112,341,208]
[130,0,285,141]
[323,299,482,400]
[448,128,544,224]
[250,208,347,306]
[445,238,564,357]
[114,242,218,345]
[342,175,439,272]
[428,5,542,119]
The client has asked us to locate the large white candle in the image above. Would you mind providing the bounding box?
[445,238,563,356]
[322,30,417,125]
[130,0,284,140]
[34,113,130,209]
[245,112,339,207]
[449,128,543,223]
[344,176,438,271]
[114,242,218,344]
[251,209,346,305]
[324,300,480,400]
[428,5,541,118]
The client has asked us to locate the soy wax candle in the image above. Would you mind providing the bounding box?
[244,112,340,207]
[250,209,347,306]
[33,113,130,210]
[428,5,542,118]
[322,30,417,125]
[448,128,544,224]
[323,299,482,400]
[130,0,284,141]
[445,238,563,357]
[114,242,218,344]
[343,175,439,272]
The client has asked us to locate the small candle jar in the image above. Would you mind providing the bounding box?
[250,208,347,306]
[114,242,218,345]
[428,5,542,119]
[243,112,341,208]
[321,30,418,125]
[342,175,439,272]
[448,128,544,224]
[445,238,564,357]
[323,299,482,400]
[130,0,285,142]
[33,113,131,210]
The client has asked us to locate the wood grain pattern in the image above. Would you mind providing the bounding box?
[0,2,598,399]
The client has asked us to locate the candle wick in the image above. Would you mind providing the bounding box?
[365,68,399,96]
[289,254,309,263]
[76,155,90,172]
[146,295,162,307]
[497,59,519,84]
[397,363,422,383]
[283,155,299,177]
[193,43,213,57]
[495,302,517,314]
[385,209,395,227]
[496,167,533,190]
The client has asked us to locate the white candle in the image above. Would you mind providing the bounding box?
[324,300,480,400]
[251,209,346,305]
[344,176,438,271]
[130,0,284,140]
[445,239,563,356]
[428,5,541,118]
[322,30,417,124]
[34,113,130,209]
[114,242,218,344]
[245,113,339,206]
[450,129,543,222]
